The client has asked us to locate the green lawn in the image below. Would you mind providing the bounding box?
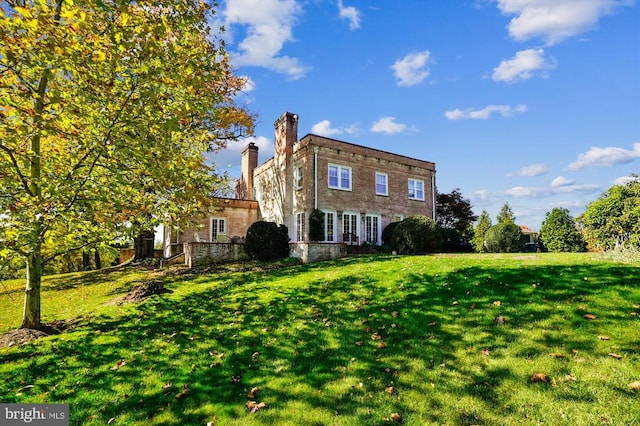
[1,253,639,425]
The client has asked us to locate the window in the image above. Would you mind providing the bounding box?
[342,212,358,244]
[394,214,404,222]
[364,214,381,244]
[211,217,227,242]
[296,212,305,242]
[408,178,425,201]
[323,210,336,242]
[294,165,303,189]
[375,172,388,196]
[328,164,352,191]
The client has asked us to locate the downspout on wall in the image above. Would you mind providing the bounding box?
[431,171,436,221]
[313,146,319,210]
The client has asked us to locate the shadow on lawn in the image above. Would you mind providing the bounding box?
[0,256,638,425]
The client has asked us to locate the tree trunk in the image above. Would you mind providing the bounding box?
[133,229,155,260]
[94,250,102,269]
[82,251,91,270]
[22,248,43,329]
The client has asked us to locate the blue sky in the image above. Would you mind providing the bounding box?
[210,0,640,230]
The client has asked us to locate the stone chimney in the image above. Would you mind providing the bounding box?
[237,142,258,199]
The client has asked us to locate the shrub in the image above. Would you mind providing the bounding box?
[382,221,400,250]
[441,228,461,252]
[245,221,290,261]
[539,207,586,252]
[392,215,443,254]
[484,223,523,253]
[308,209,325,242]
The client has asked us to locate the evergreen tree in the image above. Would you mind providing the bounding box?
[472,210,492,252]
[496,203,516,224]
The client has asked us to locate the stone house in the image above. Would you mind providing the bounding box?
[164,112,436,256]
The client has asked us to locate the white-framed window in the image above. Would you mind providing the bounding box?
[294,165,303,189]
[342,212,359,244]
[364,214,381,244]
[296,212,305,242]
[328,164,352,191]
[408,178,425,201]
[211,217,227,242]
[322,210,336,242]
[375,172,388,196]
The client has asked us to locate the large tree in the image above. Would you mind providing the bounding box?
[539,207,586,252]
[0,0,254,329]
[577,177,640,251]
[436,188,477,242]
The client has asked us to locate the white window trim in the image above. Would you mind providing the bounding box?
[321,209,337,242]
[364,213,381,245]
[375,172,388,196]
[328,163,352,191]
[342,211,359,244]
[295,211,305,242]
[408,178,425,201]
[210,217,227,242]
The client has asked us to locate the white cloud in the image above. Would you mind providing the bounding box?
[551,176,574,187]
[391,50,431,87]
[311,120,359,137]
[568,143,640,169]
[505,183,599,198]
[445,104,527,120]
[370,116,408,135]
[223,0,309,80]
[239,76,256,93]
[337,0,361,30]
[613,175,640,185]
[514,163,548,177]
[492,48,556,83]
[208,135,273,172]
[495,0,635,45]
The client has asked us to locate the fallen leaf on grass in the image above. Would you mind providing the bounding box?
[609,353,623,360]
[583,313,597,320]
[175,384,189,399]
[231,376,242,384]
[370,332,382,340]
[494,315,505,325]
[107,417,115,424]
[428,321,437,326]
[385,386,396,394]
[628,381,640,391]
[390,412,402,423]
[531,373,549,383]
[549,352,565,359]
[481,348,490,356]
[565,374,577,382]
[493,300,501,307]
[452,301,459,306]
[110,359,127,370]
[355,341,363,347]
[598,335,610,340]
[392,311,399,318]
[17,385,34,393]
[247,386,260,399]
[246,401,268,412]
[377,341,387,349]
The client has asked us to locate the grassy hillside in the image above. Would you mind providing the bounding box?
[1,253,639,425]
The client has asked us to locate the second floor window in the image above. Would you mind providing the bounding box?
[375,172,388,196]
[294,165,303,189]
[408,178,425,200]
[328,164,352,190]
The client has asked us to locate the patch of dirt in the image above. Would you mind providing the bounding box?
[0,319,82,349]
[114,280,173,305]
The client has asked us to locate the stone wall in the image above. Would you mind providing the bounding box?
[183,242,248,268]
[289,242,347,263]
